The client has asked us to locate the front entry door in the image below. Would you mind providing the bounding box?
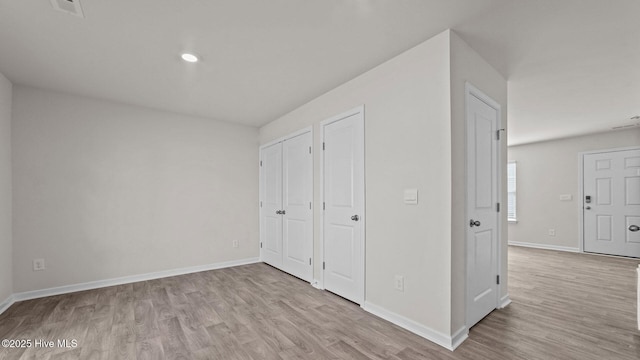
[466,86,500,328]
[322,107,365,304]
[583,148,640,258]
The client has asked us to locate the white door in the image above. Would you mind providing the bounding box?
[260,142,283,267]
[282,132,313,281]
[466,87,500,328]
[583,149,640,258]
[322,107,365,304]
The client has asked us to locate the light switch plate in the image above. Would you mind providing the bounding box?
[404,189,418,205]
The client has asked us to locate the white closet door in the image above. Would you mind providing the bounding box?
[260,142,283,267]
[282,132,313,281]
[466,89,500,328]
[322,108,364,304]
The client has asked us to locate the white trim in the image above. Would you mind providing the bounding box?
[636,265,640,330]
[508,241,580,253]
[363,302,464,351]
[319,105,366,304]
[578,146,640,255]
[578,151,585,253]
[259,126,313,150]
[311,279,324,290]
[12,257,259,302]
[580,145,640,156]
[499,294,512,308]
[0,294,16,315]
[507,161,517,221]
[451,326,469,350]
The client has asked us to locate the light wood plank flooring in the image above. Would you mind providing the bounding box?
[1,246,639,359]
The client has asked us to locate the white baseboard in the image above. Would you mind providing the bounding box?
[509,241,579,253]
[11,257,260,303]
[499,294,512,308]
[0,294,16,315]
[311,279,324,290]
[451,326,468,350]
[362,301,465,351]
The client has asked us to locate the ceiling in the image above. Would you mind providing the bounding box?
[0,0,638,145]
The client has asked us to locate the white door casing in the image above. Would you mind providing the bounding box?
[321,106,365,304]
[260,142,283,268]
[583,148,640,258]
[282,132,313,281]
[466,84,501,328]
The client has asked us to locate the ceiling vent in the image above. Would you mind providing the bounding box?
[50,0,84,18]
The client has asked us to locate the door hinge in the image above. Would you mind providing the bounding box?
[322,142,325,150]
[496,202,500,212]
[260,201,262,208]
[309,202,312,210]
[309,146,311,154]
[309,258,312,265]
[496,129,505,140]
[323,262,325,270]
[323,202,325,210]
[496,275,500,285]
[260,242,263,248]
[260,160,262,167]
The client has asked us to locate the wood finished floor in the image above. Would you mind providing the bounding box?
[1,246,639,359]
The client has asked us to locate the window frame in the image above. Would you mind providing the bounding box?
[507,161,517,222]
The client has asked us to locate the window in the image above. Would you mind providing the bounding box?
[507,162,517,222]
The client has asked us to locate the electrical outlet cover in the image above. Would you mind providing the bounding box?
[33,258,45,271]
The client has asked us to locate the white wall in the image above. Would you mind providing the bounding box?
[449,31,508,334]
[12,85,259,293]
[0,72,12,304]
[260,31,453,335]
[508,129,640,250]
[260,30,507,342]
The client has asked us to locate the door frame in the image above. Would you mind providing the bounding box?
[578,146,640,254]
[259,126,313,271]
[318,105,365,305]
[464,82,504,328]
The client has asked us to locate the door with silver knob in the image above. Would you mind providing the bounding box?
[260,131,313,281]
[322,107,365,305]
[583,149,640,258]
[465,86,500,329]
[260,142,283,267]
[282,131,312,282]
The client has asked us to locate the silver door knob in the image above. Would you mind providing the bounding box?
[585,206,591,210]
[276,210,281,214]
[351,215,359,221]
[630,225,640,232]
[281,210,286,215]
[470,219,481,227]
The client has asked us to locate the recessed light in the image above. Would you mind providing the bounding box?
[181,53,198,63]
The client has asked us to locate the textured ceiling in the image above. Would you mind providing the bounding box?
[0,0,638,145]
